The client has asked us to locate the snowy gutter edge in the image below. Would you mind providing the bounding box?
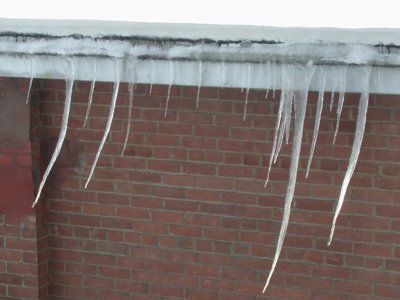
[0,32,400,94]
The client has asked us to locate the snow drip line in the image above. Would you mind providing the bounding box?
[22,45,375,292]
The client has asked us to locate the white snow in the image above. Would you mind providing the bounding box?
[3,0,400,29]
[2,18,400,45]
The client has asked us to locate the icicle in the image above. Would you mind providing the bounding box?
[241,63,245,93]
[273,66,294,163]
[85,60,120,189]
[196,60,203,108]
[243,63,251,121]
[149,59,155,94]
[122,63,136,156]
[327,68,370,246]
[329,67,339,112]
[83,60,97,127]
[26,56,35,104]
[32,58,75,207]
[264,65,288,187]
[333,67,348,144]
[330,91,335,112]
[263,64,314,293]
[283,90,294,146]
[306,69,327,178]
[265,61,271,99]
[164,60,174,117]
[221,61,226,89]
[272,62,277,99]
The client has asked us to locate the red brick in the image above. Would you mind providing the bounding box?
[83,277,114,290]
[150,284,184,297]
[116,207,149,219]
[0,154,14,165]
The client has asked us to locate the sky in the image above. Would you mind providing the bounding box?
[1,0,400,29]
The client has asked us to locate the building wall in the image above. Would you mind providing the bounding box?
[0,78,48,300]
[1,76,399,299]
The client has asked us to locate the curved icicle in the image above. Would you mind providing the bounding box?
[32,58,75,207]
[306,69,327,178]
[264,65,288,187]
[243,63,251,121]
[85,60,120,189]
[221,61,226,89]
[164,60,174,117]
[333,67,348,144]
[274,66,295,163]
[83,59,97,127]
[122,82,135,156]
[26,56,35,104]
[265,61,271,99]
[196,60,203,108]
[263,65,314,293]
[121,63,136,156]
[329,67,338,112]
[328,68,370,246]
[272,62,277,99]
[149,59,155,94]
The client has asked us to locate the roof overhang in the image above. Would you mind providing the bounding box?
[1,19,400,94]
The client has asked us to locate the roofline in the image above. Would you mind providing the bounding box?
[2,18,400,45]
[1,18,400,94]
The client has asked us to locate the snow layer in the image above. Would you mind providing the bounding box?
[2,18,400,45]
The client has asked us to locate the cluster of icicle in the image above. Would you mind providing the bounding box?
[28,57,371,293]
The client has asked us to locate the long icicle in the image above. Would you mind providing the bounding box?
[272,62,277,99]
[221,61,226,89]
[274,90,294,164]
[263,64,314,293]
[26,56,35,104]
[306,68,327,178]
[327,68,371,246]
[164,60,174,117]
[243,63,251,121]
[329,67,338,112]
[265,65,287,187]
[122,63,136,156]
[265,61,271,99]
[274,65,295,161]
[333,67,348,144]
[83,59,97,127]
[149,59,155,94]
[32,58,75,207]
[196,60,203,108]
[85,60,120,189]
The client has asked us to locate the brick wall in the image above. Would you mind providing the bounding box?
[0,78,49,299]
[1,76,399,299]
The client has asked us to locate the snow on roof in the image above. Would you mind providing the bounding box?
[1,18,400,94]
[1,18,400,45]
